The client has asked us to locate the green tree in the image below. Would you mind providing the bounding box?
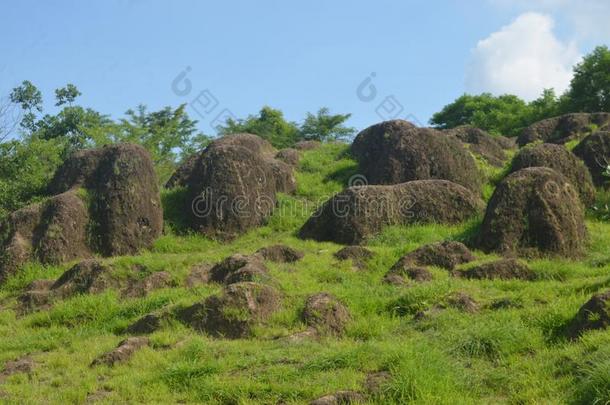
[299,107,355,142]
[564,45,610,112]
[0,137,64,220]
[113,104,209,182]
[10,80,43,132]
[218,106,300,148]
[55,83,82,106]
[430,93,531,136]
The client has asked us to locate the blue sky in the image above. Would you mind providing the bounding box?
[0,0,607,135]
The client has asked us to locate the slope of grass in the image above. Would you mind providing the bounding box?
[0,143,609,404]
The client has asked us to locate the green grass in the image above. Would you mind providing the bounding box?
[0,142,610,403]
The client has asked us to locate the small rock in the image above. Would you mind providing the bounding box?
[256,245,304,263]
[457,259,536,281]
[209,254,271,285]
[310,391,365,405]
[334,246,374,269]
[275,148,300,166]
[52,260,117,297]
[364,371,391,395]
[177,282,281,338]
[384,262,433,284]
[399,241,475,270]
[567,290,610,338]
[91,337,149,367]
[280,327,319,343]
[125,314,163,334]
[302,293,350,336]
[446,292,479,313]
[122,271,172,298]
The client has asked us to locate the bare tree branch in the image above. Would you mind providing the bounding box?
[0,96,21,143]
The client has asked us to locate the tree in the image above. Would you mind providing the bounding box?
[10,80,43,132]
[299,107,355,142]
[564,45,610,112]
[0,97,20,142]
[218,106,300,148]
[55,83,82,106]
[430,93,531,136]
[113,104,209,182]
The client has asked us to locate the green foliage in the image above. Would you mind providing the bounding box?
[111,104,209,183]
[299,107,355,142]
[430,93,532,136]
[564,45,610,113]
[218,106,300,148]
[0,137,64,220]
[54,84,81,107]
[432,46,610,137]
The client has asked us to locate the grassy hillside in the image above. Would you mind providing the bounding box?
[1,143,610,404]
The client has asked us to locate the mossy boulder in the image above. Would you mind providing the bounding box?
[573,131,610,188]
[479,167,587,258]
[444,125,513,167]
[172,134,296,240]
[517,113,610,147]
[351,120,482,192]
[302,293,351,336]
[567,290,610,339]
[299,180,484,244]
[509,143,596,205]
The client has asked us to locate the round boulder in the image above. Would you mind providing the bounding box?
[573,131,610,188]
[299,180,484,245]
[517,113,610,147]
[180,134,296,240]
[351,120,482,192]
[479,167,587,258]
[444,125,512,167]
[396,241,475,270]
[509,143,596,205]
[567,290,610,338]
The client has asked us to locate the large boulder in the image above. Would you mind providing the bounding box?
[479,167,587,258]
[172,134,296,240]
[517,113,610,147]
[509,143,596,205]
[176,282,280,338]
[0,144,162,281]
[351,120,482,192]
[299,180,484,244]
[573,131,610,188]
[47,143,163,256]
[444,125,513,167]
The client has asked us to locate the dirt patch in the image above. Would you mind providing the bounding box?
[0,356,34,379]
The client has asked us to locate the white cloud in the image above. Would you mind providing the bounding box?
[466,12,581,100]
[489,0,610,41]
